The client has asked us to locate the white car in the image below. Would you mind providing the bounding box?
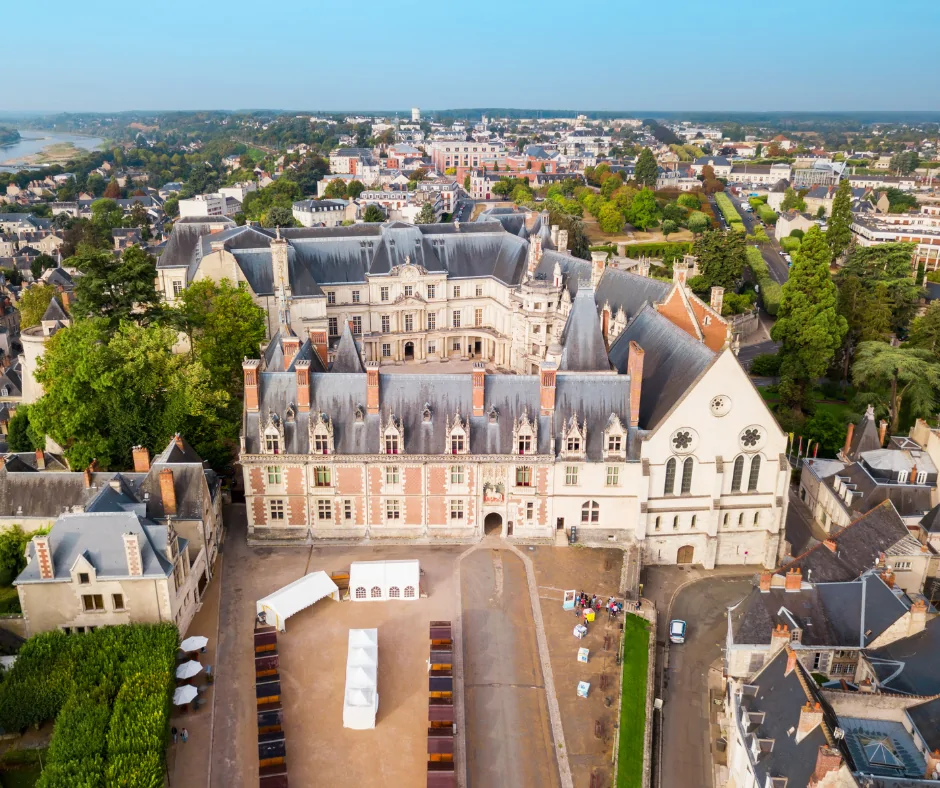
[669,619,687,644]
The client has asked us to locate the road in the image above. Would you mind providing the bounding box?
[736,338,779,369]
[454,198,474,223]
[461,548,560,788]
[709,194,790,284]
[655,574,754,788]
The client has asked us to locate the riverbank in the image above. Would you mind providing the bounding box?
[0,129,106,171]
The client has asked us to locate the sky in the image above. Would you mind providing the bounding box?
[5,0,939,113]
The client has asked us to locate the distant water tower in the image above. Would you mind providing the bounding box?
[411,107,421,122]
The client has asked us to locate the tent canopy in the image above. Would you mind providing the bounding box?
[343,628,379,730]
[257,571,339,631]
[349,560,420,602]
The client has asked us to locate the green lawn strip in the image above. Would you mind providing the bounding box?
[616,614,650,788]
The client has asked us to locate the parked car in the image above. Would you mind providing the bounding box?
[669,619,687,644]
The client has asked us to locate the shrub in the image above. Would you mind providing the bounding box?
[780,236,801,253]
[750,353,782,377]
[757,205,777,225]
[677,193,700,210]
[616,242,692,261]
[789,228,805,240]
[745,246,782,316]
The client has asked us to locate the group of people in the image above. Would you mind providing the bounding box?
[574,592,627,619]
[171,727,189,744]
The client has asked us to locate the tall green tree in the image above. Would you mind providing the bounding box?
[692,230,746,289]
[16,284,58,329]
[415,203,436,224]
[838,242,921,334]
[598,202,625,234]
[907,301,940,355]
[834,275,892,381]
[771,226,847,412]
[70,246,161,326]
[780,187,806,212]
[826,178,853,261]
[627,188,660,230]
[363,205,386,223]
[634,148,658,189]
[852,342,940,433]
[6,405,43,454]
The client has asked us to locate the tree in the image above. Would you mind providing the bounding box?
[70,246,161,326]
[511,184,533,204]
[677,193,700,211]
[634,148,658,189]
[627,188,660,230]
[852,343,940,434]
[662,219,677,238]
[163,195,180,218]
[908,301,940,354]
[323,179,348,199]
[30,320,230,470]
[415,203,436,224]
[692,230,746,289]
[103,180,122,199]
[834,275,892,382]
[838,243,921,335]
[29,254,57,281]
[262,206,295,228]
[292,155,329,195]
[0,525,43,585]
[346,180,365,199]
[363,205,385,223]
[781,187,806,212]
[889,151,919,175]
[463,174,471,191]
[6,405,44,455]
[802,410,847,457]
[16,284,59,329]
[90,199,125,234]
[826,178,853,261]
[597,202,625,234]
[687,212,709,235]
[770,226,848,412]
[882,188,917,213]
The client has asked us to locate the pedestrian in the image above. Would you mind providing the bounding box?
[181,728,189,744]
[171,726,178,744]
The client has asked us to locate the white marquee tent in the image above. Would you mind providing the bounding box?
[349,560,420,602]
[256,571,339,631]
[343,628,379,729]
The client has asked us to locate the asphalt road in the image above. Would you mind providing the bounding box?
[454,198,474,223]
[461,549,560,788]
[736,339,780,369]
[709,194,790,284]
[658,576,754,788]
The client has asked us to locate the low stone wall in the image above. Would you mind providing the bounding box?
[0,616,26,639]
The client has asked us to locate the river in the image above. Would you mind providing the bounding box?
[0,129,105,172]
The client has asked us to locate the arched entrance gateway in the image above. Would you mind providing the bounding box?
[404,341,415,361]
[677,545,695,565]
[484,512,503,536]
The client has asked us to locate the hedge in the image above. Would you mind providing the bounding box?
[591,241,692,261]
[746,246,782,316]
[714,192,745,230]
[756,205,777,225]
[0,624,179,788]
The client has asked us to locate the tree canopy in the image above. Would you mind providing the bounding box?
[363,205,386,223]
[69,246,161,327]
[826,178,853,261]
[837,242,921,335]
[853,343,940,434]
[691,230,746,290]
[16,284,58,329]
[634,148,658,189]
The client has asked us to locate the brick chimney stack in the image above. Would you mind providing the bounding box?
[770,624,790,651]
[759,571,772,592]
[34,449,45,470]
[796,702,824,742]
[132,446,150,473]
[710,286,724,313]
[785,567,803,591]
[627,341,644,428]
[539,362,556,416]
[878,419,888,446]
[295,360,311,412]
[472,362,485,417]
[811,746,843,784]
[823,539,837,552]
[32,534,54,580]
[282,335,300,371]
[784,646,798,675]
[366,362,380,415]
[123,532,142,577]
[842,422,855,458]
[309,329,328,367]
[160,468,177,516]
[909,598,928,636]
[83,459,98,489]
[243,359,261,413]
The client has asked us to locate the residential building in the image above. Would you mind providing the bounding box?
[11,436,224,637]
[848,173,917,191]
[179,193,237,219]
[329,148,375,176]
[850,205,940,270]
[691,156,732,178]
[803,185,868,217]
[416,181,459,215]
[775,210,816,241]
[219,181,258,203]
[292,199,353,228]
[766,179,791,212]
[429,141,503,173]
[726,163,792,186]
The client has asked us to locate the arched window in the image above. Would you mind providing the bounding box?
[355,586,367,599]
[388,586,400,598]
[723,513,729,526]
[672,515,679,530]
[681,457,693,494]
[753,512,760,526]
[581,500,600,523]
[403,585,416,598]
[691,515,697,529]
[731,456,745,492]
[664,458,676,495]
[654,516,661,531]
[738,513,744,526]
[748,455,761,492]
[371,586,382,598]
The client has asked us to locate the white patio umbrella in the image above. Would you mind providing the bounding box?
[180,635,208,652]
[176,660,204,680]
[173,685,198,705]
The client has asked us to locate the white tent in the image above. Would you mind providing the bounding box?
[256,571,339,631]
[349,560,420,602]
[343,628,379,730]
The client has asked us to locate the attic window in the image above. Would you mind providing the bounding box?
[488,407,499,424]
[354,405,364,423]
[285,404,296,422]
[423,404,432,423]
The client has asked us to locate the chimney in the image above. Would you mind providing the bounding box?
[83,459,97,489]
[550,224,559,246]
[909,598,928,636]
[282,335,300,370]
[909,464,917,484]
[673,262,688,285]
[811,746,843,784]
[60,290,71,312]
[174,434,183,450]
[771,624,791,652]
[366,362,380,415]
[881,569,895,589]
[796,702,824,743]
[160,468,177,516]
[710,286,724,314]
[309,329,328,367]
[472,362,485,417]
[823,539,837,552]
[557,229,568,254]
[32,534,54,580]
[590,251,606,288]
[295,360,311,412]
[132,446,150,473]
[842,422,855,458]
[527,237,543,274]
[785,567,803,591]
[784,646,798,675]
[243,359,261,413]
[627,341,644,427]
[601,305,611,342]
[123,532,142,577]
[34,449,45,471]
[878,419,888,446]
[759,571,772,592]
[925,750,940,782]
[539,362,556,416]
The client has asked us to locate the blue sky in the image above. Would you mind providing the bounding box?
[6,0,939,113]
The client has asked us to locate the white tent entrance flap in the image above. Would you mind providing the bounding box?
[349,560,420,602]
[343,628,379,730]
[256,571,339,631]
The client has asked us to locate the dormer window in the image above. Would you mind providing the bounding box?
[603,414,626,460]
[385,433,399,454]
[261,410,285,455]
[513,408,537,456]
[382,414,402,455]
[608,436,621,452]
[423,404,432,423]
[567,436,580,452]
[451,433,465,453]
[897,470,908,483]
[518,434,531,454]
[309,411,334,455]
[446,409,469,455]
[354,405,364,423]
[560,414,586,459]
[264,432,280,454]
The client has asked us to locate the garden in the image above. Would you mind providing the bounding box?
[616,614,650,788]
[0,623,179,787]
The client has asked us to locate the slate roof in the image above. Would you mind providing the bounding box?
[778,502,917,582]
[906,697,940,753]
[847,408,882,460]
[156,216,236,269]
[40,296,68,323]
[330,321,366,373]
[824,460,934,520]
[558,285,612,372]
[866,616,940,696]
[608,304,715,430]
[919,503,940,533]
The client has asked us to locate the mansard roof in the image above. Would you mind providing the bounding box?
[559,285,612,372]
